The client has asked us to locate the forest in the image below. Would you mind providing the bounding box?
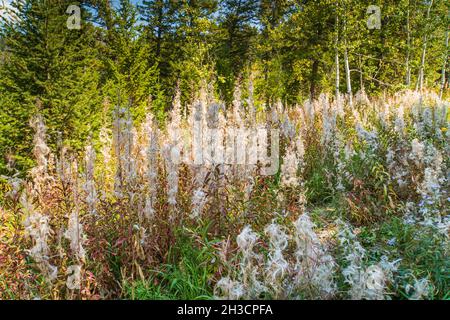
[0,0,448,300]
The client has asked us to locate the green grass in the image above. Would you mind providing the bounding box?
[124,226,217,300]
[357,216,450,299]
[124,210,449,300]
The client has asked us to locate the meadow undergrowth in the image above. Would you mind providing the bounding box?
[0,88,448,300]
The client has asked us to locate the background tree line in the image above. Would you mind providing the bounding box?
[0,0,448,172]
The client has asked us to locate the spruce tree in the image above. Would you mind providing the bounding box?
[216,0,259,104]
[139,0,178,87]
[0,0,102,172]
[103,0,160,123]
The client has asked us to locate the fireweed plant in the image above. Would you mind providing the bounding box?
[0,89,448,300]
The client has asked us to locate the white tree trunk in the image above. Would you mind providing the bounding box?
[440,13,449,99]
[343,14,352,107]
[405,7,411,86]
[417,0,434,92]
[344,45,352,107]
[335,9,340,106]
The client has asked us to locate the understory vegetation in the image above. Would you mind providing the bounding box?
[0,0,449,301]
[0,90,448,300]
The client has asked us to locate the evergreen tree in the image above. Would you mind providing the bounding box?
[0,0,102,172]
[139,0,218,106]
[139,0,179,97]
[103,0,160,123]
[173,0,218,103]
[216,0,259,104]
[257,0,293,105]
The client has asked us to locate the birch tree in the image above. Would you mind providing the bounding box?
[416,0,434,92]
[335,1,341,105]
[405,3,412,86]
[439,10,449,99]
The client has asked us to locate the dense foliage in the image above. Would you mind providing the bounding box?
[0,0,448,171]
[0,90,449,299]
[0,0,448,300]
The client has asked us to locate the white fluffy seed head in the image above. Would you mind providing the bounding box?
[237,226,259,254]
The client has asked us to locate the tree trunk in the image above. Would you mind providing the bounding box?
[310,59,319,101]
[344,46,352,107]
[440,12,449,99]
[343,12,352,107]
[405,7,411,86]
[335,5,340,106]
[417,0,434,92]
[335,48,340,101]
